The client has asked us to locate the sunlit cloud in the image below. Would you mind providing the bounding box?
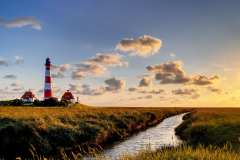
[52,64,71,79]
[69,84,105,96]
[139,76,152,87]
[52,64,71,72]
[71,71,84,80]
[87,53,128,67]
[172,88,200,99]
[207,86,222,94]
[128,86,164,95]
[71,53,128,80]
[147,60,219,86]
[72,62,106,80]
[69,77,126,96]
[128,87,138,92]
[104,77,126,92]
[192,75,219,86]
[172,88,197,95]
[139,89,165,95]
[116,35,162,57]
[147,61,191,84]
[130,95,153,100]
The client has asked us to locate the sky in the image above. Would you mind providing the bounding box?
[1,0,240,107]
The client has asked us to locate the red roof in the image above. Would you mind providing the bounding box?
[21,91,35,99]
[61,90,74,100]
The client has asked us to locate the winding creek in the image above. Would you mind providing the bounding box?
[85,113,187,159]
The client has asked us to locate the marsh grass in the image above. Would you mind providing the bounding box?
[120,144,240,160]
[176,108,240,150]
[0,104,187,159]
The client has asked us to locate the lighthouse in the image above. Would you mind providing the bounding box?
[44,57,52,99]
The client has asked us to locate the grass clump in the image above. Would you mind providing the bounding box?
[176,108,240,150]
[121,145,240,160]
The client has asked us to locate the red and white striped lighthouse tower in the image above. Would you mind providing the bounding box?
[44,57,52,99]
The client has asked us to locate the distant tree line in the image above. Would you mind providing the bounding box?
[0,98,71,107]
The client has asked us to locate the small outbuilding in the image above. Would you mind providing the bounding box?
[61,90,75,103]
[21,91,35,103]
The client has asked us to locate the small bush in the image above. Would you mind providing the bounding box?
[33,99,70,107]
[43,98,59,106]
[33,99,44,106]
[10,99,24,106]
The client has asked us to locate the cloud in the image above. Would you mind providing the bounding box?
[0,56,25,66]
[71,71,84,80]
[172,88,200,99]
[132,95,153,100]
[8,82,24,92]
[15,56,24,64]
[38,89,43,94]
[10,82,21,87]
[169,53,176,58]
[143,95,153,99]
[172,88,196,95]
[52,72,65,78]
[69,84,105,96]
[207,86,222,94]
[52,64,71,72]
[137,89,165,95]
[192,75,219,86]
[52,85,62,93]
[69,84,81,92]
[72,62,106,80]
[71,53,128,80]
[128,87,138,92]
[147,61,219,85]
[104,77,126,92]
[147,61,191,84]
[128,86,164,95]
[143,89,165,94]
[12,87,24,92]
[139,76,152,87]
[52,64,71,79]
[80,84,105,96]
[191,93,200,99]
[3,74,17,79]
[116,35,162,57]
[0,17,42,30]
[0,59,8,66]
[87,53,128,67]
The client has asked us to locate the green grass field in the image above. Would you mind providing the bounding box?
[124,108,240,160]
[0,105,187,159]
[1,106,239,159]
